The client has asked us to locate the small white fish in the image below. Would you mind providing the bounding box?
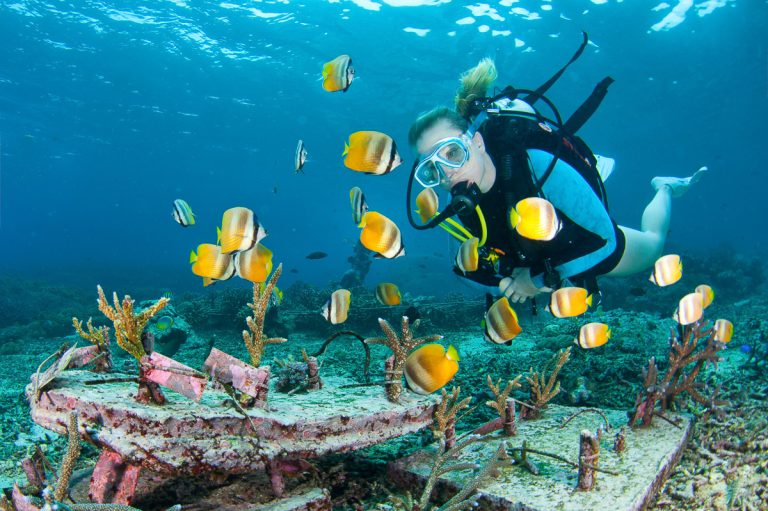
[295,139,308,173]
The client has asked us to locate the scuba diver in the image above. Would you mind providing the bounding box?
[406,34,705,312]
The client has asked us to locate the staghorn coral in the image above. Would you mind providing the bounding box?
[388,387,509,511]
[431,387,472,448]
[365,316,442,402]
[523,347,571,419]
[630,321,726,428]
[242,264,288,367]
[96,285,168,361]
[72,317,112,372]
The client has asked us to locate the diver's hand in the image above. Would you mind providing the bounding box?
[499,268,553,303]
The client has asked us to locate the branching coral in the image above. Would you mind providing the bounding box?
[630,322,726,428]
[72,317,112,372]
[390,387,509,511]
[481,375,522,435]
[242,264,287,367]
[431,387,472,448]
[365,316,442,402]
[523,347,571,419]
[96,285,168,361]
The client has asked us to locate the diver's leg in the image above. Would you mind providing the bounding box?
[607,166,705,277]
[606,186,671,277]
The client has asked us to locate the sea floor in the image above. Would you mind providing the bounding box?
[1,306,766,510]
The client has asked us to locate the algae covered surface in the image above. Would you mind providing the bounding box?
[0,266,767,510]
[397,405,692,511]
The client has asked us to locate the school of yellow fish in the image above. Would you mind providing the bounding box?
[170,54,733,398]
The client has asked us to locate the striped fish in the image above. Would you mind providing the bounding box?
[375,282,401,306]
[455,237,479,274]
[172,199,195,227]
[322,54,354,93]
[295,139,308,173]
[321,289,351,324]
[343,131,403,175]
[190,244,235,281]
[415,188,438,224]
[219,207,267,255]
[484,297,522,345]
[234,243,273,284]
[576,322,611,349]
[349,186,369,225]
[358,211,405,259]
[673,292,703,326]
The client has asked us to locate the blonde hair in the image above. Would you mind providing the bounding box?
[454,58,498,119]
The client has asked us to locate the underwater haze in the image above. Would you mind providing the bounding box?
[0,0,765,295]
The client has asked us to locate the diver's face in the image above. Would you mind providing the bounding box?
[415,120,485,190]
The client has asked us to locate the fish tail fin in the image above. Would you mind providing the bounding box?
[189,250,197,264]
[586,294,593,307]
[446,344,460,362]
[606,328,612,339]
[216,226,222,245]
[509,207,520,229]
[342,141,349,156]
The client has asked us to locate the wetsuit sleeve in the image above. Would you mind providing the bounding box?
[526,149,617,288]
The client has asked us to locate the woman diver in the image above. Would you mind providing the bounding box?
[406,52,705,308]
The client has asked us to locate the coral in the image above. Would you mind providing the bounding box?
[96,285,168,361]
[485,375,521,426]
[241,264,288,367]
[273,354,308,393]
[389,388,509,511]
[630,321,726,428]
[72,317,112,372]
[10,411,173,511]
[365,316,442,402]
[53,411,80,502]
[431,387,472,448]
[523,347,571,419]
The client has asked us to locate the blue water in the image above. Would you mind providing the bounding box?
[0,0,765,295]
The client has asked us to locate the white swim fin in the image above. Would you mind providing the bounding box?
[595,155,615,182]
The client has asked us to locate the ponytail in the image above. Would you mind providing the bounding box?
[454,58,497,119]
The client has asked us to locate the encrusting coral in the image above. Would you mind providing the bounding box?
[242,263,287,367]
[365,316,442,402]
[630,321,726,428]
[96,285,169,361]
[523,347,571,419]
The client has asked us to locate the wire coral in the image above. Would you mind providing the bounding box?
[242,264,287,367]
[96,285,169,361]
[365,316,442,402]
[630,322,726,428]
[523,347,571,419]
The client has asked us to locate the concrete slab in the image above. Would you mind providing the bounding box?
[27,370,437,475]
[388,405,693,511]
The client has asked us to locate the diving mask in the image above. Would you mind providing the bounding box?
[413,134,471,188]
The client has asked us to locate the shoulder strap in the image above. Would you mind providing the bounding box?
[563,76,614,135]
[523,31,590,106]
